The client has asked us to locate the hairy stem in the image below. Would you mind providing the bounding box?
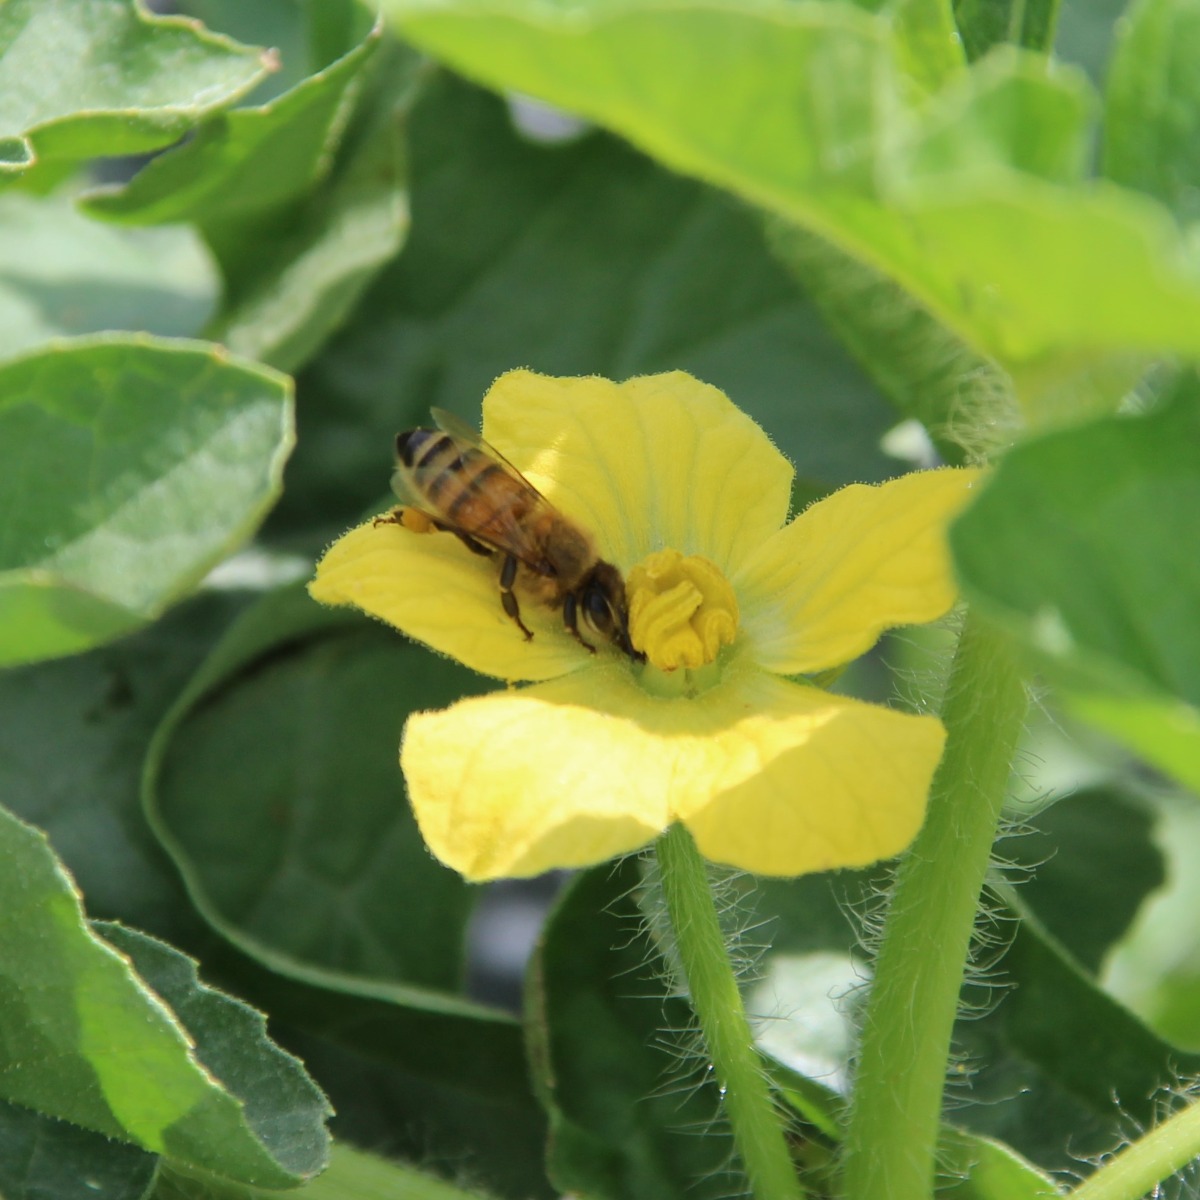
[656,823,805,1200]
[840,612,1027,1200]
[1067,1096,1200,1200]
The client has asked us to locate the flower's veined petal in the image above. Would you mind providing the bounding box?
[402,663,942,881]
[309,518,588,682]
[673,672,946,877]
[734,468,981,675]
[481,370,793,576]
[402,667,674,881]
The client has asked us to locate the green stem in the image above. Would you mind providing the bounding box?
[840,611,1027,1200]
[655,823,805,1200]
[1067,1097,1200,1200]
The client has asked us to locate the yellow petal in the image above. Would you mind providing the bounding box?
[734,468,982,675]
[309,518,587,682]
[481,370,793,575]
[402,667,674,881]
[673,672,946,876]
[402,662,944,881]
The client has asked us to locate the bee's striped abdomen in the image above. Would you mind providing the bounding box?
[394,428,531,542]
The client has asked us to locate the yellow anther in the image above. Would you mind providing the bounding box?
[626,549,739,671]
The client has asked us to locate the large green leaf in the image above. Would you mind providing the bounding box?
[0,0,270,172]
[142,583,483,990]
[527,858,734,1200]
[1104,0,1200,225]
[0,193,217,361]
[0,336,293,667]
[377,0,1200,417]
[283,73,898,543]
[0,806,329,1185]
[0,1100,158,1200]
[951,382,1200,793]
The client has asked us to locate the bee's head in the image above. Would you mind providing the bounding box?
[581,561,644,662]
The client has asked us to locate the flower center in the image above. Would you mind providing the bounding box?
[626,549,739,672]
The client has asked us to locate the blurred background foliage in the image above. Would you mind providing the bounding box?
[2,0,1200,1197]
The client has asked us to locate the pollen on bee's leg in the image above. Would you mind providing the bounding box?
[626,549,739,671]
[397,507,437,534]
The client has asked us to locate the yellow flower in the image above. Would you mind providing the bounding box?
[310,371,979,882]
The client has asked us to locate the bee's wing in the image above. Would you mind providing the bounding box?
[431,407,549,502]
[395,417,560,573]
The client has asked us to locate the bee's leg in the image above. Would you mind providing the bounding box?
[372,507,405,528]
[562,592,597,654]
[499,553,534,641]
[449,529,492,557]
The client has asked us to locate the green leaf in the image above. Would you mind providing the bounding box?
[213,945,552,1198]
[377,0,1200,412]
[1106,793,1200,1051]
[527,858,734,1200]
[173,0,318,106]
[889,0,966,95]
[955,898,1200,1172]
[0,591,247,942]
[937,1126,1059,1199]
[951,382,1200,793]
[0,336,293,667]
[96,923,332,1179]
[82,16,383,225]
[201,39,415,373]
[1103,0,1200,225]
[78,5,410,375]
[0,805,329,1185]
[284,74,898,541]
[0,0,271,171]
[0,192,217,360]
[953,0,1064,59]
[155,1141,497,1199]
[0,1100,158,1200]
[1006,787,1164,974]
[143,583,483,990]
[767,221,1004,462]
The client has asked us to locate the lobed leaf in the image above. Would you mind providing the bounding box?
[0,336,293,667]
[82,15,384,226]
[0,0,270,172]
[0,805,329,1185]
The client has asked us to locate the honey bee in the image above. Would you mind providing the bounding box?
[385,409,642,661]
